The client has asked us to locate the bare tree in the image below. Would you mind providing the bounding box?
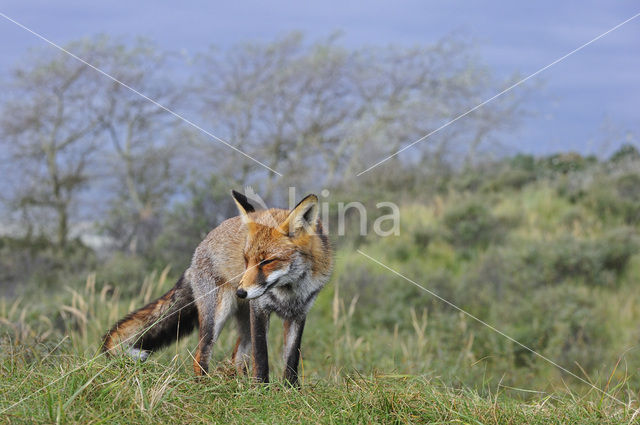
[98,40,185,254]
[0,40,110,248]
[0,32,528,255]
[192,33,527,197]
[0,37,185,253]
[193,33,360,197]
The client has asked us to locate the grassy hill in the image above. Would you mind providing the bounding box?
[1,362,635,424]
[2,148,640,423]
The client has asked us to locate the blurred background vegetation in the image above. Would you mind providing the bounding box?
[1,33,639,399]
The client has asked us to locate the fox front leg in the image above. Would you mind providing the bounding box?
[194,289,233,376]
[232,301,252,375]
[250,304,270,383]
[283,317,306,387]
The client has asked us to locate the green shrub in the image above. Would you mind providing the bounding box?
[550,238,606,285]
[96,253,151,298]
[537,152,597,175]
[0,236,96,295]
[442,200,508,249]
[609,143,640,163]
[599,227,639,272]
[412,228,433,249]
[509,231,638,288]
[451,169,484,192]
[584,173,640,225]
[507,285,612,372]
[483,169,537,191]
[615,173,640,201]
[510,154,536,172]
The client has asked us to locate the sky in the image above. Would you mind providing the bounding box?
[1,1,639,157]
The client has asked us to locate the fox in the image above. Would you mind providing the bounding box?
[102,190,333,385]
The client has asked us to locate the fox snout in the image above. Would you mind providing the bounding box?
[235,279,268,299]
[236,265,267,299]
[235,284,267,299]
[236,263,289,299]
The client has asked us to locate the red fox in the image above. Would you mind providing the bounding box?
[102,191,333,385]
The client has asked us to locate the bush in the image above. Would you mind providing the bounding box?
[584,173,640,225]
[599,227,639,273]
[615,173,640,201]
[0,236,96,295]
[506,285,612,372]
[509,154,536,172]
[451,169,484,192]
[537,152,597,175]
[609,143,640,163]
[512,230,638,288]
[550,238,607,285]
[96,253,151,298]
[442,200,508,249]
[483,169,537,191]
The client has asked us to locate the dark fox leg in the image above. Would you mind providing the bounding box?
[232,301,252,375]
[250,303,270,383]
[283,317,306,387]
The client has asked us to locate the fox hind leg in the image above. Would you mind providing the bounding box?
[128,347,150,361]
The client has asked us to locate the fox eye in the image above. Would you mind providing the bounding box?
[243,254,248,267]
[260,258,276,266]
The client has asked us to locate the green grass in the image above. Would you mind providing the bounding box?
[1,269,639,424]
[1,354,637,424]
[3,157,640,423]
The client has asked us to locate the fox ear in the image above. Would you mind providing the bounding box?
[231,190,255,224]
[279,194,319,236]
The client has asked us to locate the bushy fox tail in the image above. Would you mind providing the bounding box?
[102,273,198,358]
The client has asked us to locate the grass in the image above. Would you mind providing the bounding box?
[1,355,638,424]
[1,270,640,424]
[3,160,640,423]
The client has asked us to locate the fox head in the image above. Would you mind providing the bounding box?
[231,190,320,299]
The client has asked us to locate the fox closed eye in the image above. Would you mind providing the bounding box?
[260,258,277,266]
[243,256,278,267]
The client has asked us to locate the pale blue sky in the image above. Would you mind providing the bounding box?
[1,1,639,156]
